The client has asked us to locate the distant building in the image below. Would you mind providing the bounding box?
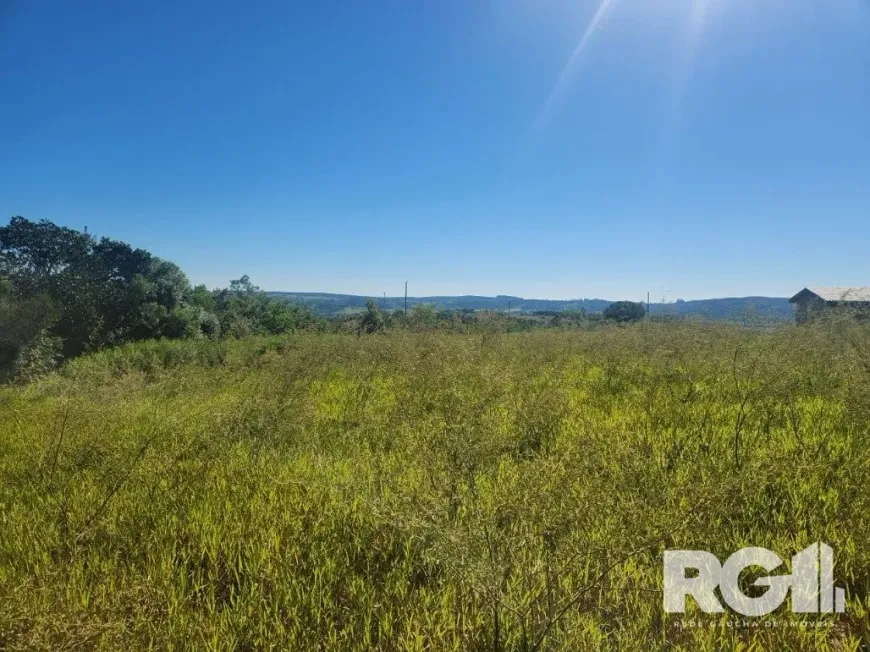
[789,287,870,324]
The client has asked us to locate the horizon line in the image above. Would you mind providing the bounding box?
[265,290,790,303]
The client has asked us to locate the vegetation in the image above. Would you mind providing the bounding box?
[1,319,869,649]
[0,283,60,384]
[270,292,796,321]
[0,218,317,381]
[359,299,387,334]
[0,217,799,384]
[603,300,647,323]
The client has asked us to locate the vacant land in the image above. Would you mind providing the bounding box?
[1,322,869,650]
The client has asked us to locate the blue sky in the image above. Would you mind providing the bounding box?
[1,0,868,300]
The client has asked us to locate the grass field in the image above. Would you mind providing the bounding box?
[1,322,869,650]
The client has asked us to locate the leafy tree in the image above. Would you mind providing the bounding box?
[0,216,91,280]
[213,276,264,337]
[212,275,317,337]
[603,301,646,323]
[229,274,259,295]
[2,218,107,355]
[0,217,213,359]
[359,299,385,334]
[187,284,218,313]
[0,219,316,378]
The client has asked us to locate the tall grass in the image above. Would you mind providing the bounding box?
[1,321,868,649]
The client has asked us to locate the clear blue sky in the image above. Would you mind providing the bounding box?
[2,0,868,300]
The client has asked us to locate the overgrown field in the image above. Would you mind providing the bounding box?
[1,322,869,650]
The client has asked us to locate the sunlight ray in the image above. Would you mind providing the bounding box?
[659,0,712,160]
[532,0,617,131]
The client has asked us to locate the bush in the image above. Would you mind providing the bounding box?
[0,290,59,382]
[5,329,62,383]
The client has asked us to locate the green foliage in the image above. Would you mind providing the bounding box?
[1,322,869,649]
[212,275,318,338]
[159,305,215,340]
[342,306,602,335]
[0,217,200,358]
[359,299,386,334]
[187,283,218,313]
[0,280,60,381]
[0,219,318,378]
[604,300,646,323]
[408,303,437,329]
[9,329,63,382]
[0,216,91,279]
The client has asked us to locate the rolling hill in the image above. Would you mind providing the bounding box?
[268,292,794,321]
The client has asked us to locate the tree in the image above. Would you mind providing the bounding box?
[0,216,91,280]
[603,301,646,323]
[0,218,317,377]
[229,274,259,295]
[359,299,385,334]
[212,275,317,337]
[0,217,208,358]
[187,284,218,313]
[120,258,196,343]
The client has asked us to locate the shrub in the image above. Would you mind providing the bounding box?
[0,290,58,382]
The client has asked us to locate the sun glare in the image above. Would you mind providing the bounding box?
[533,0,716,135]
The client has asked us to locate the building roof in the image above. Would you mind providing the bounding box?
[790,286,870,303]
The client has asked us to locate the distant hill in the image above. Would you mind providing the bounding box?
[268,292,794,322]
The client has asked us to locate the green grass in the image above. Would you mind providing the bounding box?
[1,322,869,650]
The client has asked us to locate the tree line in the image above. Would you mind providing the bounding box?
[0,217,316,381]
[0,216,649,381]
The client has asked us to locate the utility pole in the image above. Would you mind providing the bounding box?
[404,282,408,316]
[647,292,650,320]
[508,300,511,317]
